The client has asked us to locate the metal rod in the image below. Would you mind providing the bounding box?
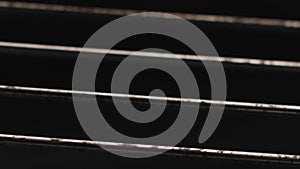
[0,133,299,164]
[0,1,300,28]
[1,84,300,113]
[1,41,300,68]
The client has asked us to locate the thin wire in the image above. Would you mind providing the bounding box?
[1,41,300,68]
[1,1,300,28]
[0,133,299,163]
[1,84,300,112]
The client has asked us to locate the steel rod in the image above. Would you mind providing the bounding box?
[1,84,300,113]
[1,1,300,28]
[0,41,300,68]
[0,133,300,164]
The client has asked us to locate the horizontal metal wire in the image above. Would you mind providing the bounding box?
[1,1,300,28]
[1,84,300,113]
[1,41,300,68]
[1,1,300,166]
[0,133,299,164]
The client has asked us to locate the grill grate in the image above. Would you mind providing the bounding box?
[1,1,300,168]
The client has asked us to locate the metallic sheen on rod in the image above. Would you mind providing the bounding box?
[1,1,300,28]
[1,41,300,68]
[0,133,300,164]
[1,84,300,112]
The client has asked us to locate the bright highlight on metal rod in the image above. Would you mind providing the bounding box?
[1,1,300,28]
[0,133,299,164]
[1,84,300,112]
[1,41,300,68]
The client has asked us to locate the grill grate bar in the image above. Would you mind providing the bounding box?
[1,84,300,113]
[1,133,300,164]
[1,41,300,68]
[1,1,300,28]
